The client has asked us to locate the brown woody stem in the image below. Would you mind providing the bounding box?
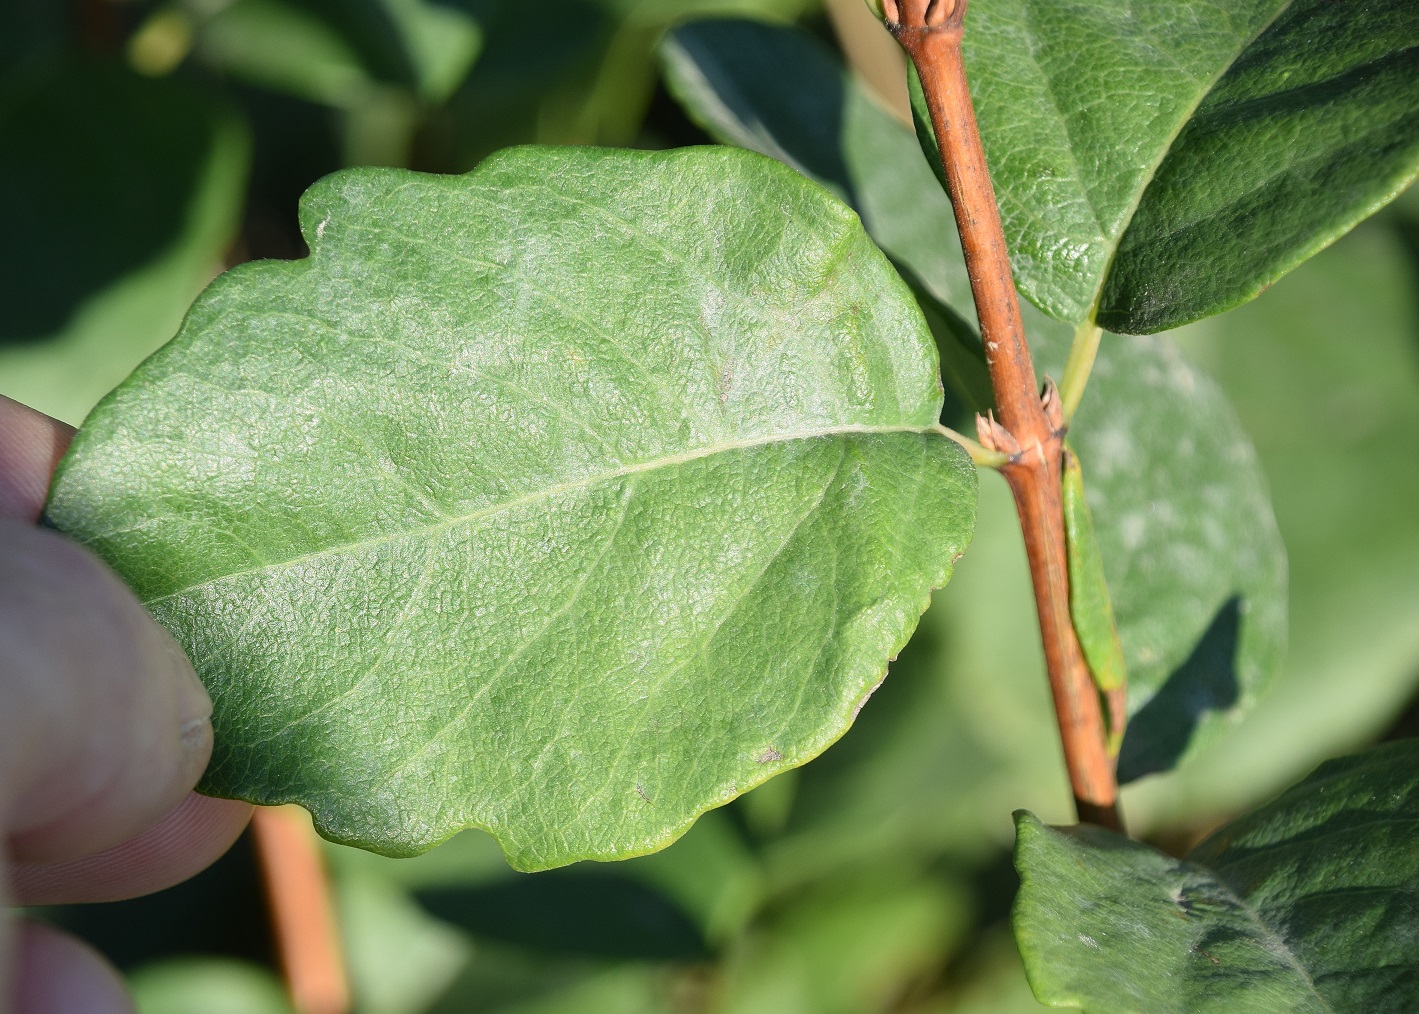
[251,805,352,1014]
[884,0,1122,830]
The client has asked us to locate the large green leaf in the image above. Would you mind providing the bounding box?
[0,59,250,424]
[1013,738,1419,1012]
[953,0,1419,331]
[46,145,975,869]
[660,18,1286,777]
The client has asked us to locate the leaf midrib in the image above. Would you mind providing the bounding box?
[1191,858,1337,1013]
[141,421,941,607]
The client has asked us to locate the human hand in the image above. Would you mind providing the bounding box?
[0,395,252,1014]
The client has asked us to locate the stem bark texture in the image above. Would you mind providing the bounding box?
[884,0,1122,829]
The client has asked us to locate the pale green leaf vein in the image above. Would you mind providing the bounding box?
[141,423,937,608]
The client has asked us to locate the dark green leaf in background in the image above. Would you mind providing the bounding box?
[191,0,481,107]
[1131,208,1419,831]
[661,18,1287,777]
[955,0,1419,332]
[1070,336,1286,782]
[46,145,976,869]
[1013,739,1419,1013]
[0,60,250,424]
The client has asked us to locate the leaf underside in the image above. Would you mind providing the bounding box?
[1013,738,1419,1013]
[1072,336,1286,781]
[46,145,976,869]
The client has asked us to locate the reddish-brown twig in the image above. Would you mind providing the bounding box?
[883,0,1122,830]
[251,805,352,1014]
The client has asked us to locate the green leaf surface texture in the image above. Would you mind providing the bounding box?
[960,0,1419,331]
[1129,212,1419,829]
[1013,739,1419,1012]
[661,19,982,344]
[660,18,1286,776]
[46,145,976,868]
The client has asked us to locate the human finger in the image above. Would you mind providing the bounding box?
[0,396,74,522]
[0,522,213,864]
[10,921,132,1014]
[10,794,252,906]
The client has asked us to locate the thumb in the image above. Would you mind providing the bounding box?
[0,520,214,863]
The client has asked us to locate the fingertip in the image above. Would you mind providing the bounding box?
[12,921,133,1014]
[0,396,74,522]
[2,523,215,864]
[12,794,253,906]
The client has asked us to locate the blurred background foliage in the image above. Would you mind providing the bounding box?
[5,1,1418,1011]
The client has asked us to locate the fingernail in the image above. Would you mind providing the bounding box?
[153,625,211,732]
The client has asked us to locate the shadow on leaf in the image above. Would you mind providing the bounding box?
[1117,596,1242,783]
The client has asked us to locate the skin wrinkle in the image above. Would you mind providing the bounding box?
[0,396,252,1014]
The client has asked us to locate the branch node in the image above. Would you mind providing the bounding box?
[976,411,1021,459]
[1041,376,1064,434]
[882,0,966,35]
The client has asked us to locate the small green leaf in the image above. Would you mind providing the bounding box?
[1013,738,1419,1013]
[953,0,1419,331]
[1061,450,1126,696]
[47,145,975,869]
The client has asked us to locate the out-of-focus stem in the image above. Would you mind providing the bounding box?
[251,805,351,1014]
